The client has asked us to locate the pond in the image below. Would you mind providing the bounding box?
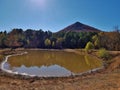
[2,50,102,77]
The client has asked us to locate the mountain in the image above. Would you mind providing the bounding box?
[58,22,101,32]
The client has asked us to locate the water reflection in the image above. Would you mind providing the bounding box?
[4,50,102,77]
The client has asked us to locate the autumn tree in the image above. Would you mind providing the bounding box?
[98,32,120,50]
[92,35,100,49]
[44,38,51,48]
[52,41,55,48]
[85,41,94,53]
[0,31,7,48]
[5,29,24,49]
[56,38,64,49]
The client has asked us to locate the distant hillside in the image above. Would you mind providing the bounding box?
[58,22,101,32]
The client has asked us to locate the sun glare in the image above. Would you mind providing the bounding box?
[29,0,47,9]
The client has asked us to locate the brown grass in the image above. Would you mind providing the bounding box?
[0,49,120,90]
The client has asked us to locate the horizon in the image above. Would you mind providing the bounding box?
[0,0,120,32]
[0,21,102,33]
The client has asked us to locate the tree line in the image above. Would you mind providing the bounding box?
[0,28,120,50]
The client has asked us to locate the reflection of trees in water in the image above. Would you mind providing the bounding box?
[84,55,93,71]
[84,55,91,67]
[7,51,102,73]
[84,55,90,66]
[43,52,56,61]
[84,55,102,70]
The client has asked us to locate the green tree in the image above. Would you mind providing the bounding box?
[85,41,94,53]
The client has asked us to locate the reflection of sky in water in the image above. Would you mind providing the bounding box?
[3,62,10,70]
[12,65,72,77]
[3,50,102,77]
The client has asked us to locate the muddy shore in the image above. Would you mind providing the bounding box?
[0,49,120,90]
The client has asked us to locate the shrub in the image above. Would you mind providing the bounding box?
[98,48,109,60]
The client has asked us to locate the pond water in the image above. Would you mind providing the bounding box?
[2,50,102,77]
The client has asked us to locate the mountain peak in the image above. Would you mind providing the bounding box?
[74,21,82,24]
[58,22,101,32]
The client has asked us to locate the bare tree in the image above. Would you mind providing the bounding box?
[114,26,120,33]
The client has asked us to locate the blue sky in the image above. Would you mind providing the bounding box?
[0,0,120,32]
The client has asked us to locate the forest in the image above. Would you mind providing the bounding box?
[0,28,120,51]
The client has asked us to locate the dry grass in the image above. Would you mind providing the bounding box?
[0,49,120,90]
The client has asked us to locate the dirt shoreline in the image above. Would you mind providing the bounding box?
[0,49,104,79]
[0,49,120,90]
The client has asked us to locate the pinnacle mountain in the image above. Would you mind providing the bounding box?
[58,22,101,32]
